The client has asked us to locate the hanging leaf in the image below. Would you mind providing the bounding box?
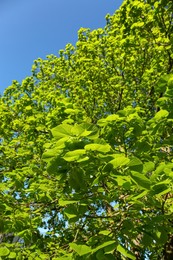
[117,245,135,260]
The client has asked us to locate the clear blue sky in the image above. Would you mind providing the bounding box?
[0,0,123,94]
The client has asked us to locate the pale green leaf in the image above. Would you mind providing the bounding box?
[109,156,130,168]
[51,124,73,139]
[0,247,10,257]
[99,230,110,236]
[117,245,135,260]
[93,241,116,253]
[59,199,78,206]
[69,243,92,256]
[143,161,155,174]
[63,149,86,162]
[85,143,111,153]
[154,110,169,120]
[8,252,17,259]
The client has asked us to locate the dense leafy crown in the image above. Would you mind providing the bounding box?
[0,0,173,259]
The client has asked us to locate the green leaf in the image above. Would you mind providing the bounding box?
[143,161,155,174]
[105,114,120,122]
[42,147,62,160]
[8,252,17,259]
[130,190,148,201]
[64,205,78,220]
[131,171,150,189]
[63,149,87,162]
[155,75,169,93]
[0,247,10,257]
[141,233,154,247]
[128,157,143,172]
[151,182,170,196]
[52,255,73,260]
[153,228,168,245]
[85,143,111,153]
[117,245,135,260]
[71,124,87,136]
[51,124,73,140]
[54,137,71,149]
[150,162,165,181]
[93,241,116,253]
[109,156,130,168]
[59,199,78,206]
[99,230,111,236]
[154,109,169,120]
[69,243,92,256]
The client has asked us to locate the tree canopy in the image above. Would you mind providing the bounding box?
[0,0,173,259]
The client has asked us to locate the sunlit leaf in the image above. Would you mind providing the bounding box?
[51,124,73,139]
[117,244,135,260]
[109,156,130,168]
[63,149,87,162]
[69,243,92,256]
[84,143,111,153]
[0,248,10,257]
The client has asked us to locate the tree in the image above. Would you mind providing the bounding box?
[0,0,173,259]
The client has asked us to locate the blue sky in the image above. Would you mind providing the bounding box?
[0,0,123,94]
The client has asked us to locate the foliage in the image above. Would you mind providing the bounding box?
[1,0,173,259]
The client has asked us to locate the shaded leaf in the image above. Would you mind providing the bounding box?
[93,241,116,253]
[131,171,150,189]
[128,157,143,172]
